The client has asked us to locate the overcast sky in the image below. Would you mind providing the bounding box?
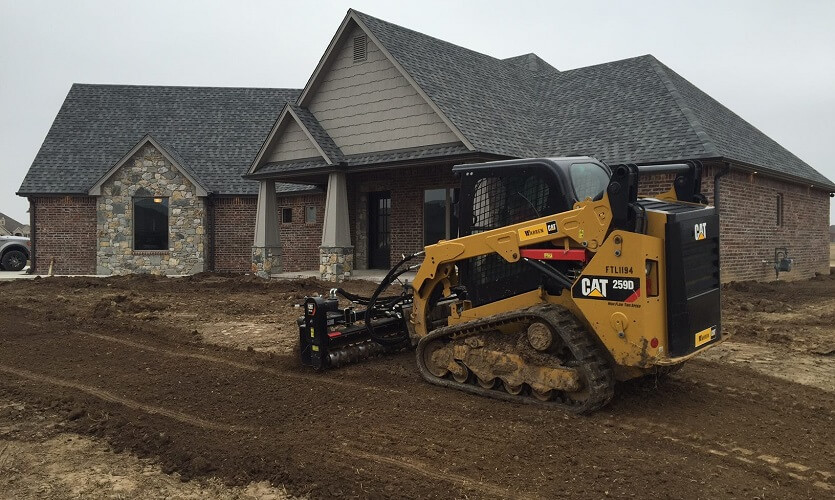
[1,0,833,225]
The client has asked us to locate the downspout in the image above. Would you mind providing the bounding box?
[206,195,215,272]
[27,197,36,274]
[713,162,731,212]
[713,163,730,287]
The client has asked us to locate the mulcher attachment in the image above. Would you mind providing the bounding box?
[298,292,410,370]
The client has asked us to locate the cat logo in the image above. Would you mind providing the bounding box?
[694,222,707,241]
[580,277,608,298]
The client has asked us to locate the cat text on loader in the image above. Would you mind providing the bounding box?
[299,157,722,413]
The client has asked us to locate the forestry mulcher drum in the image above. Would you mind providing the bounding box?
[298,157,723,413]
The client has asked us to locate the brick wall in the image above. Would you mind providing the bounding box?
[210,193,325,273]
[714,170,829,282]
[277,193,325,271]
[211,196,257,273]
[638,164,830,281]
[30,196,97,274]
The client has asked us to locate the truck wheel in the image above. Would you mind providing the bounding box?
[1,250,27,271]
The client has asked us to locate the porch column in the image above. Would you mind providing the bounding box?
[252,180,281,278]
[320,171,353,281]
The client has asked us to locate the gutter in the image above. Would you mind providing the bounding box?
[714,162,731,213]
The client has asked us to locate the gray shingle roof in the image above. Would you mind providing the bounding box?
[354,10,835,189]
[18,84,310,196]
[0,211,26,230]
[21,12,834,194]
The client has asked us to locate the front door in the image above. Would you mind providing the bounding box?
[368,191,391,269]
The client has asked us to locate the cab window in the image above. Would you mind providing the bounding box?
[569,162,609,201]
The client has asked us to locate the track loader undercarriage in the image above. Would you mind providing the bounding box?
[298,157,723,413]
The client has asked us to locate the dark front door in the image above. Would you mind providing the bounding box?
[368,191,391,269]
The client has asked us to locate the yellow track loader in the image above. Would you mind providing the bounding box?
[299,157,722,413]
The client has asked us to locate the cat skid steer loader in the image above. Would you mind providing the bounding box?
[298,157,722,413]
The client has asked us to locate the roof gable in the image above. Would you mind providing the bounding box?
[297,11,472,154]
[88,135,209,196]
[0,211,25,232]
[250,104,339,173]
[354,10,543,158]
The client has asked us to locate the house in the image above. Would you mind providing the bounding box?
[18,9,835,281]
[0,211,29,237]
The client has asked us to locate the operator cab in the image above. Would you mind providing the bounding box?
[452,157,613,307]
[453,156,611,225]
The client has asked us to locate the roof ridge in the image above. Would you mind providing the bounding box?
[351,10,506,64]
[646,56,719,156]
[70,83,302,92]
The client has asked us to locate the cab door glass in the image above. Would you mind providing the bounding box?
[569,163,609,201]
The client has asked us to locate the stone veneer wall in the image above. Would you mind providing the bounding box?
[96,144,206,275]
[320,246,354,281]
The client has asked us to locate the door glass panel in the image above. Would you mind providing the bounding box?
[424,188,446,245]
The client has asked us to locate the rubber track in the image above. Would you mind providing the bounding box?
[415,304,615,414]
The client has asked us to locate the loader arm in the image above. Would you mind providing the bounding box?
[409,195,614,338]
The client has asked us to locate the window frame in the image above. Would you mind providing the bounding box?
[305,205,317,225]
[132,196,169,252]
[776,194,783,227]
[281,207,293,224]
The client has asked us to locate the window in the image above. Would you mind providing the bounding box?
[281,207,293,224]
[424,188,459,245]
[133,197,168,250]
[776,194,783,226]
[305,205,317,224]
[569,162,610,201]
[353,34,367,62]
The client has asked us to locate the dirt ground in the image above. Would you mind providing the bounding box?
[0,271,833,499]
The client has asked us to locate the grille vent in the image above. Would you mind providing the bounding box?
[353,35,367,62]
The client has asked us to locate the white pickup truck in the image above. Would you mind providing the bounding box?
[0,235,30,271]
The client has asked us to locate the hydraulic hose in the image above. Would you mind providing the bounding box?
[364,251,423,345]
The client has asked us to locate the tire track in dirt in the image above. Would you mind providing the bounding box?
[0,364,255,433]
[343,446,540,500]
[605,417,834,491]
[674,376,835,417]
[78,331,405,395]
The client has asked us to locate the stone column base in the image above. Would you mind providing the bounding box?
[252,246,282,278]
[320,246,353,282]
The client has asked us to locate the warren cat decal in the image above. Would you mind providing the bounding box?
[517,220,558,242]
[572,276,641,302]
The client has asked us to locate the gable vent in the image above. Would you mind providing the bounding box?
[353,34,367,63]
